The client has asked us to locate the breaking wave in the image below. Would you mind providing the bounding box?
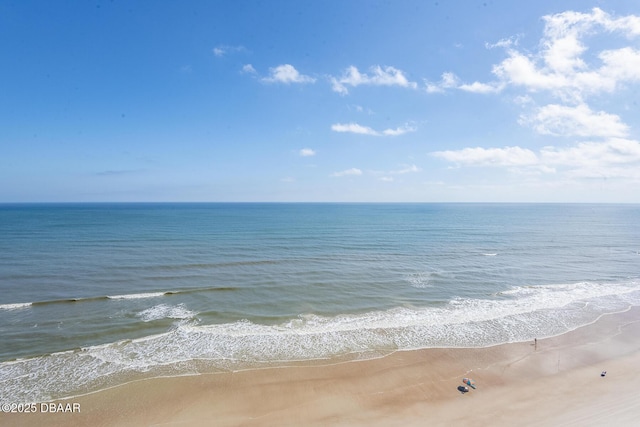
[1,279,639,403]
[0,286,239,310]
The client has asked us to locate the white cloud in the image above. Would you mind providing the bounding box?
[513,95,534,106]
[262,64,316,84]
[331,65,417,94]
[331,122,416,137]
[241,64,257,74]
[425,83,444,94]
[394,164,421,174]
[522,103,629,138]
[432,146,539,166]
[433,138,640,180]
[541,138,640,167]
[458,81,502,94]
[423,6,640,124]
[299,148,316,157]
[541,138,640,180]
[425,7,640,196]
[331,123,380,136]
[348,104,375,115]
[594,47,640,90]
[542,7,640,40]
[426,72,503,94]
[372,164,421,177]
[490,8,640,102]
[331,168,363,177]
[213,45,246,57]
[440,72,459,88]
[432,7,640,148]
[425,72,460,93]
[486,36,520,49]
[382,124,417,136]
[492,50,568,92]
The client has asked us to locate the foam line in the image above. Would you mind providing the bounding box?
[2,279,639,404]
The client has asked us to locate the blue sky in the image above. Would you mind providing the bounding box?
[1,0,640,202]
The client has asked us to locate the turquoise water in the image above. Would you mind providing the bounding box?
[1,203,639,402]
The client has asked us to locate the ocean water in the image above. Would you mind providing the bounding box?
[1,203,639,402]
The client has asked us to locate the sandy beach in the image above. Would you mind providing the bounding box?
[3,307,640,427]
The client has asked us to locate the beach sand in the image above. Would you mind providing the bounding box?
[3,307,640,427]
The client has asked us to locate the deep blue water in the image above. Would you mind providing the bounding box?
[1,203,639,402]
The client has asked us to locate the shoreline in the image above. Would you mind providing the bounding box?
[3,307,640,426]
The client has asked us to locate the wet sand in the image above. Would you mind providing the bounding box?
[3,307,640,427]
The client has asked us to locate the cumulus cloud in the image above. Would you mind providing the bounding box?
[262,64,316,84]
[431,7,640,180]
[428,8,640,107]
[433,138,640,180]
[425,72,460,93]
[299,148,316,157]
[331,65,417,95]
[521,103,629,138]
[331,168,363,177]
[433,146,539,167]
[541,138,640,167]
[331,122,416,137]
[491,8,640,101]
[425,7,640,193]
[540,138,640,179]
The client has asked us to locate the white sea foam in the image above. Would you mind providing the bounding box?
[404,272,435,288]
[107,292,166,300]
[0,302,32,310]
[2,279,640,403]
[136,304,197,322]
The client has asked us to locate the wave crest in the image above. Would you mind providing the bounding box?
[2,279,639,403]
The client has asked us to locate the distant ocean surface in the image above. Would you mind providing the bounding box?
[1,203,639,402]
